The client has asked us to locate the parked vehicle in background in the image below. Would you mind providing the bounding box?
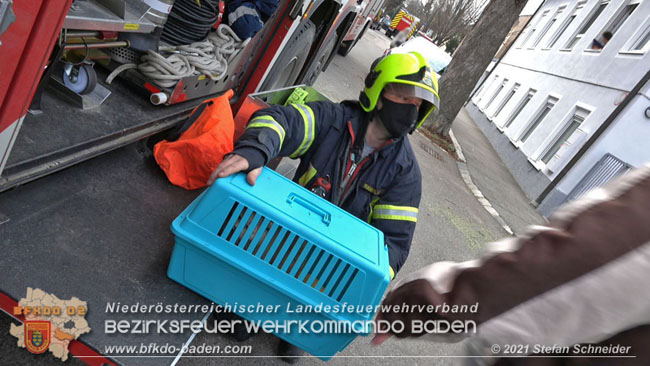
[338,0,385,56]
[385,9,419,39]
[379,15,391,31]
[369,8,385,30]
[416,30,434,43]
[387,36,451,79]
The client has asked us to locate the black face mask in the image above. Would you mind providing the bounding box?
[376,94,418,138]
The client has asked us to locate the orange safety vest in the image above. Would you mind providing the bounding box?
[153,90,235,190]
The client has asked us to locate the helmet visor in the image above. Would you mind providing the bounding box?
[384,82,439,109]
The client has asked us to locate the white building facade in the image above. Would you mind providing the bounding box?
[466,0,650,216]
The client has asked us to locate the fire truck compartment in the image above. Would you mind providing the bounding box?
[0,67,205,193]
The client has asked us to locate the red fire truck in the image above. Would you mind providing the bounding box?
[338,0,385,56]
[0,0,383,363]
[385,8,419,38]
[0,0,383,191]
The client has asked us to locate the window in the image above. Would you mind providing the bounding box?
[516,24,532,48]
[525,10,550,48]
[541,108,589,163]
[608,1,640,34]
[519,97,558,143]
[504,89,536,129]
[592,0,641,51]
[549,16,577,47]
[547,1,586,48]
[630,22,650,51]
[475,74,499,104]
[484,79,508,110]
[534,6,567,47]
[493,83,520,120]
[564,0,610,49]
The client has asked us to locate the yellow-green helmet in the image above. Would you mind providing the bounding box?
[359,52,440,129]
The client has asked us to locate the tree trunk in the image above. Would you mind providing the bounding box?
[426,0,527,137]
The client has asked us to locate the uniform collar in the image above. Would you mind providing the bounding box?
[341,101,404,158]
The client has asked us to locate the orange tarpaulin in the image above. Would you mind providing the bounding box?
[154,90,235,190]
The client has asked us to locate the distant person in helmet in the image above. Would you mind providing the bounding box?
[207,51,440,362]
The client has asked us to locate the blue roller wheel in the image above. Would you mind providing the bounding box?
[63,64,97,95]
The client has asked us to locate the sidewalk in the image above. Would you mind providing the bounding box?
[451,107,545,234]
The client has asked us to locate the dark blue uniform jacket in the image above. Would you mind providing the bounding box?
[234,100,422,276]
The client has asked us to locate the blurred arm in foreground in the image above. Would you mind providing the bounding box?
[373,163,650,366]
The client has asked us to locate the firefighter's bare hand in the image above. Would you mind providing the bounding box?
[207,154,262,186]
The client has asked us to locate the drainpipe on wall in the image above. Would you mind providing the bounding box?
[533,67,650,206]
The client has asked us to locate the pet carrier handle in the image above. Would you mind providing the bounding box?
[287,193,331,226]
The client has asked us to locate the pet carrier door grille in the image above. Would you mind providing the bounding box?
[168,169,390,360]
[217,201,359,302]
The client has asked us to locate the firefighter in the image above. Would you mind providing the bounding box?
[207,51,440,361]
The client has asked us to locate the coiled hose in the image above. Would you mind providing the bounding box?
[161,0,221,46]
[106,24,249,88]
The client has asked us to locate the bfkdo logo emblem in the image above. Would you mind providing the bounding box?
[25,321,51,354]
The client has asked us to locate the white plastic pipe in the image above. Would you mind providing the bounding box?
[150,92,169,105]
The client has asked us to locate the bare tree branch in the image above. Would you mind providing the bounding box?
[421,0,484,45]
[426,0,528,137]
[384,0,491,47]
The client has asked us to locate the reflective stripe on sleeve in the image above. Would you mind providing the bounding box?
[372,204,418,223]
[367,196,381,223]
[228,6,261,25]
[247,116,286,146]
[298,164,318,187]
[389,266,395,280]
[289,104,315,158]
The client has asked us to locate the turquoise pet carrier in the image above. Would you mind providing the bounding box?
[168,168,390,359]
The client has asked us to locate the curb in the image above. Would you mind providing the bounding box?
[449,129,514,235]
[448,129,466,163]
